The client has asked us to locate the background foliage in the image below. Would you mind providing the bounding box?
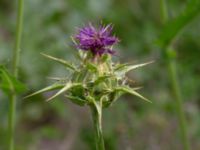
[0,0,200,149]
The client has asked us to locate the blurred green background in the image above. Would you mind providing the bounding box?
[0,0,200,149]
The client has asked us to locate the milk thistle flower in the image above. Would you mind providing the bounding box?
[75,23,119,56]
[25,23,152,150]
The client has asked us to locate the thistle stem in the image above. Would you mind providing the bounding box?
[8,0,24,150]
[90,104,105,150]
[160,1,190,150]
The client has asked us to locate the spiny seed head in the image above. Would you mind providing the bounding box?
[74,23,119,56]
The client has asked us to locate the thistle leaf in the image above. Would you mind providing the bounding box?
[115,86,152,103]
[41,53,77,71]
[24,83,64,99]
[65,95,86,106]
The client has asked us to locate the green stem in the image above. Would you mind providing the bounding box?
[90,104,105,150]
[8,0,24,150]
[160,1,190,150]
[165,48,190,150]
[8,95,16,150]
[13,0,24,76]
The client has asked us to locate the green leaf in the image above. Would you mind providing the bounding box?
[0,65,26,95]
[65,95,86,106]
[115,86,152,103]
[24,83,64,99]
[158,0,200,47]
[41,53,77,71]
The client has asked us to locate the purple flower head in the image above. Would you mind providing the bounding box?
[74,23,119,56]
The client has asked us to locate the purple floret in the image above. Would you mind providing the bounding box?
[74,23,119,56]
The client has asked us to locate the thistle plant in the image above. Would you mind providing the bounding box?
[26,23,152,150]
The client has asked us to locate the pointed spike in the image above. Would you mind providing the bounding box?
[115,61,154,73]
[126,61,154,72]
[24,84,64,99]
[128,90,152,103]
[71,36,77,45]
[46,77,61,81]
[116,87,152,103]
[132,87,143,90]
[46,76,67,81]
[46,82,72,102]
[40,53,77,71]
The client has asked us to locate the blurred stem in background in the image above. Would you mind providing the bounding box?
[90,104,105,150]
[160,0,190,150]
[8,0,24,150]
